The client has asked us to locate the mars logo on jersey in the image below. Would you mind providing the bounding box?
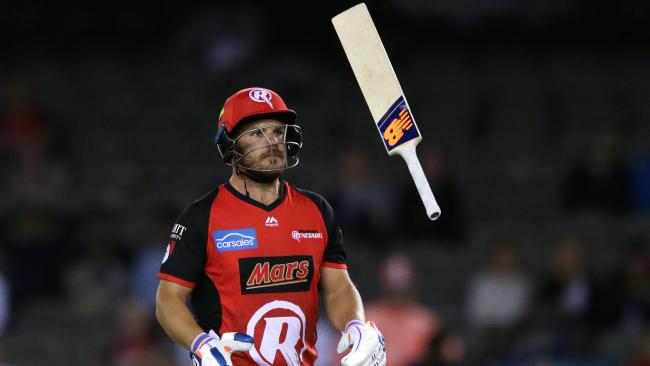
[213,228,258,252]
[247,300,307,366]
[239,256,313,294]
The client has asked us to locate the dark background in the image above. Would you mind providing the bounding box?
[1,0,649,365]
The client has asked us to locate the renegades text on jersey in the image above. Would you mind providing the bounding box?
[157,180,346,366]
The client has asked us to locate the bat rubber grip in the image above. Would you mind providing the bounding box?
[400,147,441,220]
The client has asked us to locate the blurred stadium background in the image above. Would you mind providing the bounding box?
[1,0,649,365]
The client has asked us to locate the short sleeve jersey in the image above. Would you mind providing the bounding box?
[158,181,346,366]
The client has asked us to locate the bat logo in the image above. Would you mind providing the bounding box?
[377,96,420,152]
[249,88,274,108]
[383,108,414,147]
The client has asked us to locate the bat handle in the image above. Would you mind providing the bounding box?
[400,146,441,221]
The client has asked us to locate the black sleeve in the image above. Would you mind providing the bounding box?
[158,189,217,287]
[297,188,346,265]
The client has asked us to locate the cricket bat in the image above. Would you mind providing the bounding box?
[332,3,441,220]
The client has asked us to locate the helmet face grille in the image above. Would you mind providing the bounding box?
[285,125,302,158]
[216,124,302,172]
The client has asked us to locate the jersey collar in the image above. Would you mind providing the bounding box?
[224,180,286,212]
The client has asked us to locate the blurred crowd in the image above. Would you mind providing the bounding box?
[0,64,648,365]
[2,1,650,365]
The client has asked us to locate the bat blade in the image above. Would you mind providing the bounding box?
[332,3,441,220]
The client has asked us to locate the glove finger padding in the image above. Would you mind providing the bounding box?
[368,346,387,366]
[192,330,255,366]
[372,322,387,366]
[219,332,254,353]
[206,348,231,366]
[354,345,386,366]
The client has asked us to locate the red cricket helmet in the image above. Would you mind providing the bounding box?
[214,87,302,165]
[218,87,296,135]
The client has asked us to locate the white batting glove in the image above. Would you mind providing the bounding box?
[337,320,386,366]
[191,330,254,366]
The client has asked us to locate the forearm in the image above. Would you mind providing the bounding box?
[323,280,365,331]
[155,289,204,350]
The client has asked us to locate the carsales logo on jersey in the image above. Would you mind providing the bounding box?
[212,228,258,252]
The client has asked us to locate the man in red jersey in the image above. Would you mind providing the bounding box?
[156,87,386,366]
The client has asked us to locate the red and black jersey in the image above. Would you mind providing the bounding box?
[157,181,346,366]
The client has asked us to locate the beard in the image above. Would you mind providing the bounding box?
[236,146,286,183]
[238,166,283,183]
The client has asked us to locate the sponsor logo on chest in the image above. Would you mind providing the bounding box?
[239,256,314,294]
[212,228,258,252]
[247,300,308,365]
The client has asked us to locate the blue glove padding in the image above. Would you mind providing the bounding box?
[191,330,254,366]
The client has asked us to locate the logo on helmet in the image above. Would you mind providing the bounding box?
[249,88,274,109]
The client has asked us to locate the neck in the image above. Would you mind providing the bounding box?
[229,174,281,205]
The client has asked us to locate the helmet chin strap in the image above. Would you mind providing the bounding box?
[235,164,283,188]
[235,166,251,198]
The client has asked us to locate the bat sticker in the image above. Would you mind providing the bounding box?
[377,96,421,151]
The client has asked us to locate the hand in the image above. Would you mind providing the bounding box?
[337,320,386,366]
[191,330,254,366]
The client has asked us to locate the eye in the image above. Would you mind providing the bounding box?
[250,130,263,137]
[273,129,285,137]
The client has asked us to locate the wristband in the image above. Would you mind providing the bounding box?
[191,332,211,354]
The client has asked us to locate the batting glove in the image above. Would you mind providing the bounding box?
[191,330,254,366]
[337,320,386,366]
